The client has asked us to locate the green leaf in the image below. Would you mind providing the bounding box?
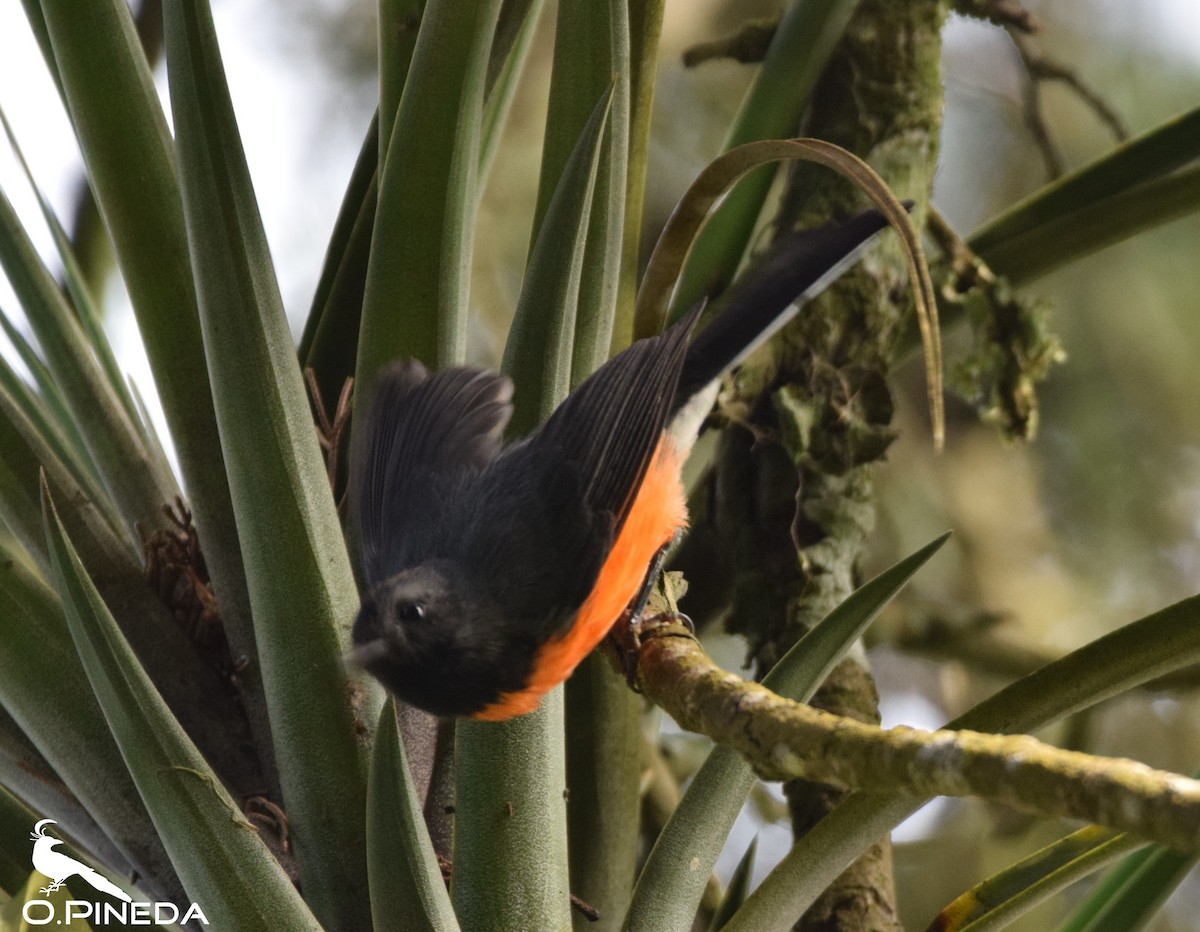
[34,0,263,756]
[667,0,864,317]
[528,0,629,384]
[708,837,757,932]
[357,0,502,378]
[502,85,614,435]
[0,184,176,535]
[0,367,266,810]
[378,0,425,159]
[1057,834,1197,932]
[0,785,41,897]
[162,1,374,926]
[0,359,135,576]
[724,593,1200,932]
[366,700,459,932]
[41,481,320,930]
[0,329,120,569]
[479,1,546,184]
[453,697,572,932]
[0,709,134,889]
[0,106,149,451]
[0,310,102,503]
[974,163,1200,286]
[611,0,667,353]
[970,105,1200,260]
[929,826,1143,932]
[0,538,180,904]
[625,532,950,932]
[299,113,379,412]
[565,657,642,932]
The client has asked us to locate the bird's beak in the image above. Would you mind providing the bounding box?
[347,639,391,669]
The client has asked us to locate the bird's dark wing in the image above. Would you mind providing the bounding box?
[673,209,891,406]
[349,362,513,586]
[534,300,702,530]
[462,304,702,632]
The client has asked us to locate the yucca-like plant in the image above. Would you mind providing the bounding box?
[1,1,1200,931]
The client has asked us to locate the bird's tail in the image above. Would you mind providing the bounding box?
[672,209,893,411]
[79,866,133,902]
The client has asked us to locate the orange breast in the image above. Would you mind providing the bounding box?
[474,437,688,721]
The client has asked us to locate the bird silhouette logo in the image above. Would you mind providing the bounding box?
[29,820,131,902]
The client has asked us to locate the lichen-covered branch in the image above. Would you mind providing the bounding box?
[634,624,1200,854]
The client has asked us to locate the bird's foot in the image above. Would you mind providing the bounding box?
[607,607,696,693]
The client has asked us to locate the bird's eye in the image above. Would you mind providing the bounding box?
[395,601,425,623]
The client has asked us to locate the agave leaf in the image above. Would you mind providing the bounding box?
[975,163,1200,286]
[0,359,142,578]
[357,0,502,378]
[0,107,150,453]
[0,311,102,504]
[708,837,758,932]
[453,695,572,932]
[0,536,181,905]
[378,0,426,158]
[0,711,133,888]
[927,826,1142,932]
[0,335,121,571]
[501,84,614,434]
[566,655,642,932]
[32,0,266,767]
[366,700,459,932]
[298,112,378,411]
[478,0,546,185]
[41,481,320,930]
[668,0,864,315]
[611,0,666,353]
[1056,826,1198,932]
[527,0,629,384]
[0,185,176,535]
[724,594,1200,932]
[625,533,950,932]
[0,358,263,804]
[486,0,540,91]
[0,784,40,899]
[970,105,1200,260]
[162,0,374,925]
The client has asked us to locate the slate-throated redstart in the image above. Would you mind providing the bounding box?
[349,210,890,719]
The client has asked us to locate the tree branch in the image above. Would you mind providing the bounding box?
[633,621,1200,854]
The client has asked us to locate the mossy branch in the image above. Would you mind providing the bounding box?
[632,622,1200,854]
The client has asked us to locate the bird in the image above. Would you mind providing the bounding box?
[349,210,892,720]
[29,819,132,901]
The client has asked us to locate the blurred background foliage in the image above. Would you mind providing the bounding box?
[2,0,1199,928]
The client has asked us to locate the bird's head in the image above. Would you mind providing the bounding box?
[350,561,533,717]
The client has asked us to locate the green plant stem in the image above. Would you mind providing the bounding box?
[453,695,572,932]
[566,657,642,932]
